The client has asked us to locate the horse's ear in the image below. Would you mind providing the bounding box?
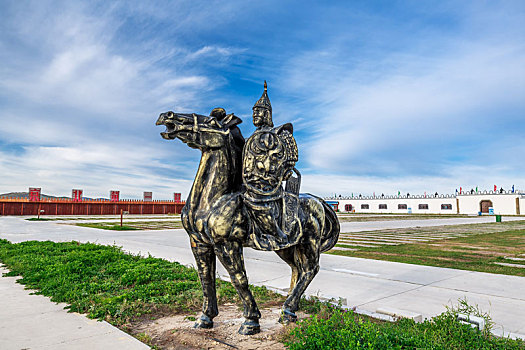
[276,123,293,135]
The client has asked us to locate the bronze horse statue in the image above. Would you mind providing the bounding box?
[156,111,339,335]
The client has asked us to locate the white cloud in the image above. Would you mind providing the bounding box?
[286,42,525,175]
[0,1,523,200]
[0,1,223,200]
[0,2,218,119]
[0,142,195,199]
[186,45,245,61]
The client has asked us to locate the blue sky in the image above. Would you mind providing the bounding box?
[1,1,524,199]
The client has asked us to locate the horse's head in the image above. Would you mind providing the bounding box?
[156,111,244,152]
[156,110,245,197]
[156,111,208,140]
[156,111,221,149]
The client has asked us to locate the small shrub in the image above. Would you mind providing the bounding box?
[284,302,525,350]
[445,296,494,336]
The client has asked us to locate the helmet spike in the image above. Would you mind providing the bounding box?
[253,81,272,112]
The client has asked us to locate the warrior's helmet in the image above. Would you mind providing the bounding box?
[253,81,273,127]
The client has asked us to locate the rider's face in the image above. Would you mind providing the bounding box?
[252,107,265,127]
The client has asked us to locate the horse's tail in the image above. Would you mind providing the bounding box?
[312,195,340,253]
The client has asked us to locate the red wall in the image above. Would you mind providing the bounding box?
[0,198,185,216]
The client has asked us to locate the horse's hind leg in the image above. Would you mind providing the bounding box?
[275,247,299,307]
[214,241,261,335]
[277,241,321,323]
[191,240,218,328]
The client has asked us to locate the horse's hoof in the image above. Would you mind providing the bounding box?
[238,319,260,335]
[279,309,297,324]
[194,314,213,329]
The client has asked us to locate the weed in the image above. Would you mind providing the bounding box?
[135,333,160,349]
[135,332,152,343]
[445,297,494,336]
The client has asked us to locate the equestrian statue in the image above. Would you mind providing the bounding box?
[155,82,340,335]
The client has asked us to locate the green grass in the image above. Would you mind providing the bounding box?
[336,213,473,222]
[75,221,184,230]
[1,239,524,349]
[0,239,283,325]
[284,301,524,350]
[331,228,525,276]
[76,223,140,230]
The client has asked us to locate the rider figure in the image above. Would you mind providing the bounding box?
[241,82,299,246]
[206,82,300,251]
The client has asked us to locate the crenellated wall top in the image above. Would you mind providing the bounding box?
[324,190,523,201]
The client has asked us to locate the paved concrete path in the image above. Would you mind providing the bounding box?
[1,216,525,344]
[0,264,148,350]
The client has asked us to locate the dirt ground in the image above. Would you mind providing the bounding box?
[130,304,305,350]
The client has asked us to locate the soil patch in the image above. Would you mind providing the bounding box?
[129,304,304,350]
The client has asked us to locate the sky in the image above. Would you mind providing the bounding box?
[0,0,524,199]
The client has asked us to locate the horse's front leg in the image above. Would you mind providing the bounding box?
[190,239,218,328]
[214,240,261,335]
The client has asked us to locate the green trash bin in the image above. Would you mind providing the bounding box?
[496,215,502,222]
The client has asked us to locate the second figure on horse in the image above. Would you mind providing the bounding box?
[209,81,302,251]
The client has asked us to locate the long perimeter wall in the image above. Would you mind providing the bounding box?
[327,192,524,215]
[0,198,185,216]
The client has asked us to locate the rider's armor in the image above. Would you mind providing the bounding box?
[241,82,302,250]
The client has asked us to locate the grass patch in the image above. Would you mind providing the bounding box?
[336,213,473,222]
[0,239,283,326]
[331,226,525,276]
[284,301,524,349]
[76,223,139,230]
[25,218,53,221]
[2,239,523,349]
[75,221,183,230]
